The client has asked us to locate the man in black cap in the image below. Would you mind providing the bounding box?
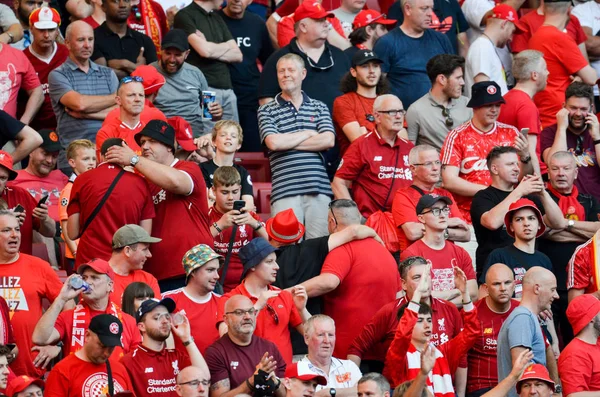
[44,314,134,395]
[105,120,213,291]
[121,297,209,397]
[151,29,223,137]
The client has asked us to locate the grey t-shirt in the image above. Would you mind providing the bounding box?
[151,61,209,137]
[331,8,359,37]
[497,306,547,397]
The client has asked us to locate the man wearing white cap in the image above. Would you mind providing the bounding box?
[283,362,327,397]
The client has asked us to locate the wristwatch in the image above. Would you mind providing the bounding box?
[130,155,140,167]
[5,32,13,43]
[555,385,562,394]
[520,154,532,164]
[329,388,336,397]
[567,220,575,229]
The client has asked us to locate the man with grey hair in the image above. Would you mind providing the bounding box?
[332,94,415,218]
[498,50,549,176]
[392,144,470,252]
[357,373,390,397]
[258,53,335,239]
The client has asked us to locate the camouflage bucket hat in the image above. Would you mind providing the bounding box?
[182,244,224,281]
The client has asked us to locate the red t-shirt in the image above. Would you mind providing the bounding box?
[512,11,587,53]
[332,93,377,157]
[3,185,41,255]
[558,337,600,396]
[400,240,476,292]
[121,344,191,396]
[391,186,462,251]
[566,238,597,293]
[161,288,221,354]
[0,44,41,118]
[0,297,14,345]
[12,169,69,222]
[45,354,133,397]
[336,131,414,218]
[0,254,62,377]
[67,163,155,268]
[322,238,401,359]
[530,26,589,129]
[277,15,346,47]
[218,283,302,364]
[81,15,101,28]
[440,121,520,222]
[467,298,519,393]
[110,270,161,307]
[144,160,212,281]
[208,207,262,292]
[21,44,68,131]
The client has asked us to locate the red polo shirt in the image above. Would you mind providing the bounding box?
[335,130,414,218]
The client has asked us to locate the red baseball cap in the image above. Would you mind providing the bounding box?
[294,1,334,22]
[503,198,546,238]
[168,116,197,152]
[567,294,600,335]
[516,364,555,393]
[489,4,525,31]
[285,363,327,385]
[353,10,396,29]
[29,6,61,29]
[6,375,44,396]
[77,258,115,280]
[0,151,17,181]
[131,65,166,96]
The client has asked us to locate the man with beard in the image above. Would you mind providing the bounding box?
[464,4,524,97]
[345,10,395,58]
[10,0,42,50]
[542,82,600,201]
[151,29,223,137]
[121,297,209,397]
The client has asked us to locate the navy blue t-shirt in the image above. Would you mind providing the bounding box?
[480,244,553,284]
[374,28,453,109]
[387,0,468,55]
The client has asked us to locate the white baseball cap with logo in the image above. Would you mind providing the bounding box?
[29,7,61,29]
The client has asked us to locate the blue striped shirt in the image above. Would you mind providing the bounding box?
[258,92,334,203]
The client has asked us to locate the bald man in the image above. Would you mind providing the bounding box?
[496,267,561,397]
[176,366,211,397]
[467,264,520,397]
[204,295,286,397]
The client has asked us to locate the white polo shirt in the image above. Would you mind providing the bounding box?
[297,356,362,390]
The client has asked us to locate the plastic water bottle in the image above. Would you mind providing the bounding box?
[69,276,90,292]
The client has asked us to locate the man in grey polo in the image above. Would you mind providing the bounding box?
[48,20,118,171]
[258,53,335,239]
[406,54,472,151]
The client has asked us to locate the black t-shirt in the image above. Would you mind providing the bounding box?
[0,110,23,148]
[481,244,552,284]
[92,23,157,65]
[200,160,253,197]
[217,10,274,108]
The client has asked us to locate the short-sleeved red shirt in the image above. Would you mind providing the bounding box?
[391,185,462,251]
[440,121,520,222]
[110,270,161,307]
[511,11,586,53]
[332,92,377,157]
[144,160,212,281]
[12,169,69,222]
[530,26,590,129]
[0,254,62,377]
[45,354,133,397]
[0,44,41,118]
[161,288,221,354]
[218,283,302,364]
[277,14,346,47]
[558,337,600,396]
[67,163,155,268]
[321,238,401,359]
[121,344,191,396]
[3,185,40,255]
[336,131,414,218]
[400,240,476,291]
[567,238,597,293]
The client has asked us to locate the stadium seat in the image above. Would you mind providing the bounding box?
[234,152,271,183]
[32,243,50,263]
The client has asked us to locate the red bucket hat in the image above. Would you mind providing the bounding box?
[0,151,17,181]
[131,65,166,96]
[266,208,306,244]
[503,198,546,238]
[567,294,600,335]
[516,364,555,394]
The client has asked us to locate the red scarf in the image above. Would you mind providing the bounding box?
[547,183,586,221]
[406,343,454,397]
[139,0,163,55]
[70,301,122,354]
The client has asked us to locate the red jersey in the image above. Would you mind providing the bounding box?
[467,298,519,393]
[558,337,600,396]
[21,44,68,130]
[161,288,221,354]
[144,160,212,281]
[3,185,40,255]
[45,354,133,397]
[530,26,589,129]
[110,270,161,307]
[440,121,520,222]
[391,185,462,251]
[567,238,597,293]
[121,344,191,396]
[336,131,414,218]
[321,238,401,359]
[67,163,155,268]
[218,283,302,364]
[512,11,586,53]
[0,254,62,377]
[208,207,263,292]
[401,240,476,292]
[332,93,377,157]
[347,296,464,362]
[11,169,69,222]
[0,44,41,118]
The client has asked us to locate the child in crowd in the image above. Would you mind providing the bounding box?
[208,166,267,292]
[58,140,97,274]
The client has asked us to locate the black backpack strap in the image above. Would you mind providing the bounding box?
[106,359,114,397]
[409,185,426,196]
[216,224,238,293]
[81,169,125,236]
